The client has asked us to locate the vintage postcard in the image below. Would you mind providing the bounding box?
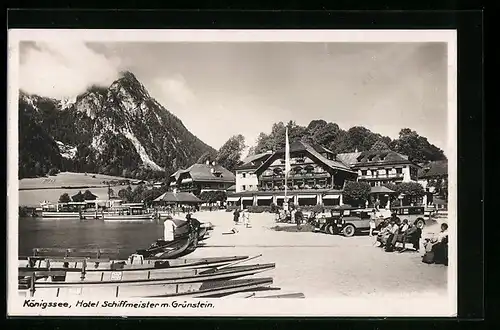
[7,29,457,317]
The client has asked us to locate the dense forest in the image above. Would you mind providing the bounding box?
[249,120,446,163]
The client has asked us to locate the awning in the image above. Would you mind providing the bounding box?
[226,197,241,202]
[297,195,317,199]
[241,197,254,201]
[323,194,340,199]
[276,196,286,199]
[256,196,273,200]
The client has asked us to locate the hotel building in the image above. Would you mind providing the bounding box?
[169,161,235,196]
[228,144,426,208]
[227,141,357,208]
[337,150,421,187]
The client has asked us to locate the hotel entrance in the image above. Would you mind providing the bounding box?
[297,194,317,206]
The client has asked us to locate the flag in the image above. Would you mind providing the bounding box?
[285,127,291,176]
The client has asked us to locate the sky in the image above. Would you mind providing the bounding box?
[19,41,449,156]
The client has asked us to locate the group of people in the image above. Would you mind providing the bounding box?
[232,208,251,228]
[274,207,307,229]
[376,216,422,253]
[375,213,449,265]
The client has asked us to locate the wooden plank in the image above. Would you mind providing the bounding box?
[18,270,67,277]
[33,248,120,253]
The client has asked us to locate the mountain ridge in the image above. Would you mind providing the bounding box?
[18,71,216,180]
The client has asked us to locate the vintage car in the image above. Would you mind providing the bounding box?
[388,206,432,229]
[312,206,373,237]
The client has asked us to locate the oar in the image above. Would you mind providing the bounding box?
[209,254,263,272]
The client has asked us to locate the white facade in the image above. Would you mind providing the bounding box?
[235,170,259,193]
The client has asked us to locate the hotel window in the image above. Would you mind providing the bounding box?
[396,168,403,174]
[361,170,367,176]
[242,173,246,178]
[242,185,246,191]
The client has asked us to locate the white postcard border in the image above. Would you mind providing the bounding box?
[7,29,457,317]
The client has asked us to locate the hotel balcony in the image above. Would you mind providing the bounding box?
[358,173,404,180]
[261,172,329,180]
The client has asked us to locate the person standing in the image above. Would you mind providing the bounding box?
[233,208,240,224]
[369,210,377,237]
[294,208,304,230]
[163,218,177,242]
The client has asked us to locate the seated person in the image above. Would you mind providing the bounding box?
[423,223,449,264]
[399,222,422,252]
[385,219,401,252]
[377,221,393,247]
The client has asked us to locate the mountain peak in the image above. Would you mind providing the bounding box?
[110,70,149,99]
[119,70,139,81]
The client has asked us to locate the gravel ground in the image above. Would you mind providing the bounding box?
[186,211,449,299]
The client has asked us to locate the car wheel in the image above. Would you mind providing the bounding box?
[415,218,425,229]
[343,224,356,237]
[325,224,335,235]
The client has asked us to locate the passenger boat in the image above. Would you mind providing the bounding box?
[39,201,85,218]
[18,277,275,298]
[40,200,111,219]
[100,203,155,221]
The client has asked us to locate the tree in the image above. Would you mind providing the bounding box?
[199,190,226,205]
[83,190,97,200]
[216,134,246,171]
[390,128,446,162]
[58,193,71,203]
[342,181,371,207]
[370,140,390,151]
[72,191,85,202]
[391,182,426,206]
[196,151,216,164]
[47,167,60,176]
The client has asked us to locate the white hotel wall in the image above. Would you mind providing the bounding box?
[235,170,259,193]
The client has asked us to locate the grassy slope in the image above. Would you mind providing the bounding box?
[19,172,134,190]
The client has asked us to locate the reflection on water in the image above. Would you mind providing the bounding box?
[18,217,164,259]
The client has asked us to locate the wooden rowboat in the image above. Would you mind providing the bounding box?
[19,255,251,271]
[19,263,276,287]
[19,277,275,298]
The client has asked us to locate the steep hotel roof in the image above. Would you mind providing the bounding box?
[418,160,448,178]
[236,151,273,170]
[176,163,236,183]
[255,141,356,175]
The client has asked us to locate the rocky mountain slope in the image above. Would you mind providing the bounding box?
[18,71,216,179]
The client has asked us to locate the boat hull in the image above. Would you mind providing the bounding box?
[41,212,80,219]
[21,263,276,287]
[102,214,154,221]
[19,277,274,298]
[19,256,250,271]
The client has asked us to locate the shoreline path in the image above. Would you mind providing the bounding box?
[187,211,449,300]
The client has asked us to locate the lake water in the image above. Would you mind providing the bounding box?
[18,217,165,259]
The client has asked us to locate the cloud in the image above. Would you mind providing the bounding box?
[151,75,195,107]
[19,41,121,99]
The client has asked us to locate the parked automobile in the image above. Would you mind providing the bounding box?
[312,206,374,237]
[388,206,431,229]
